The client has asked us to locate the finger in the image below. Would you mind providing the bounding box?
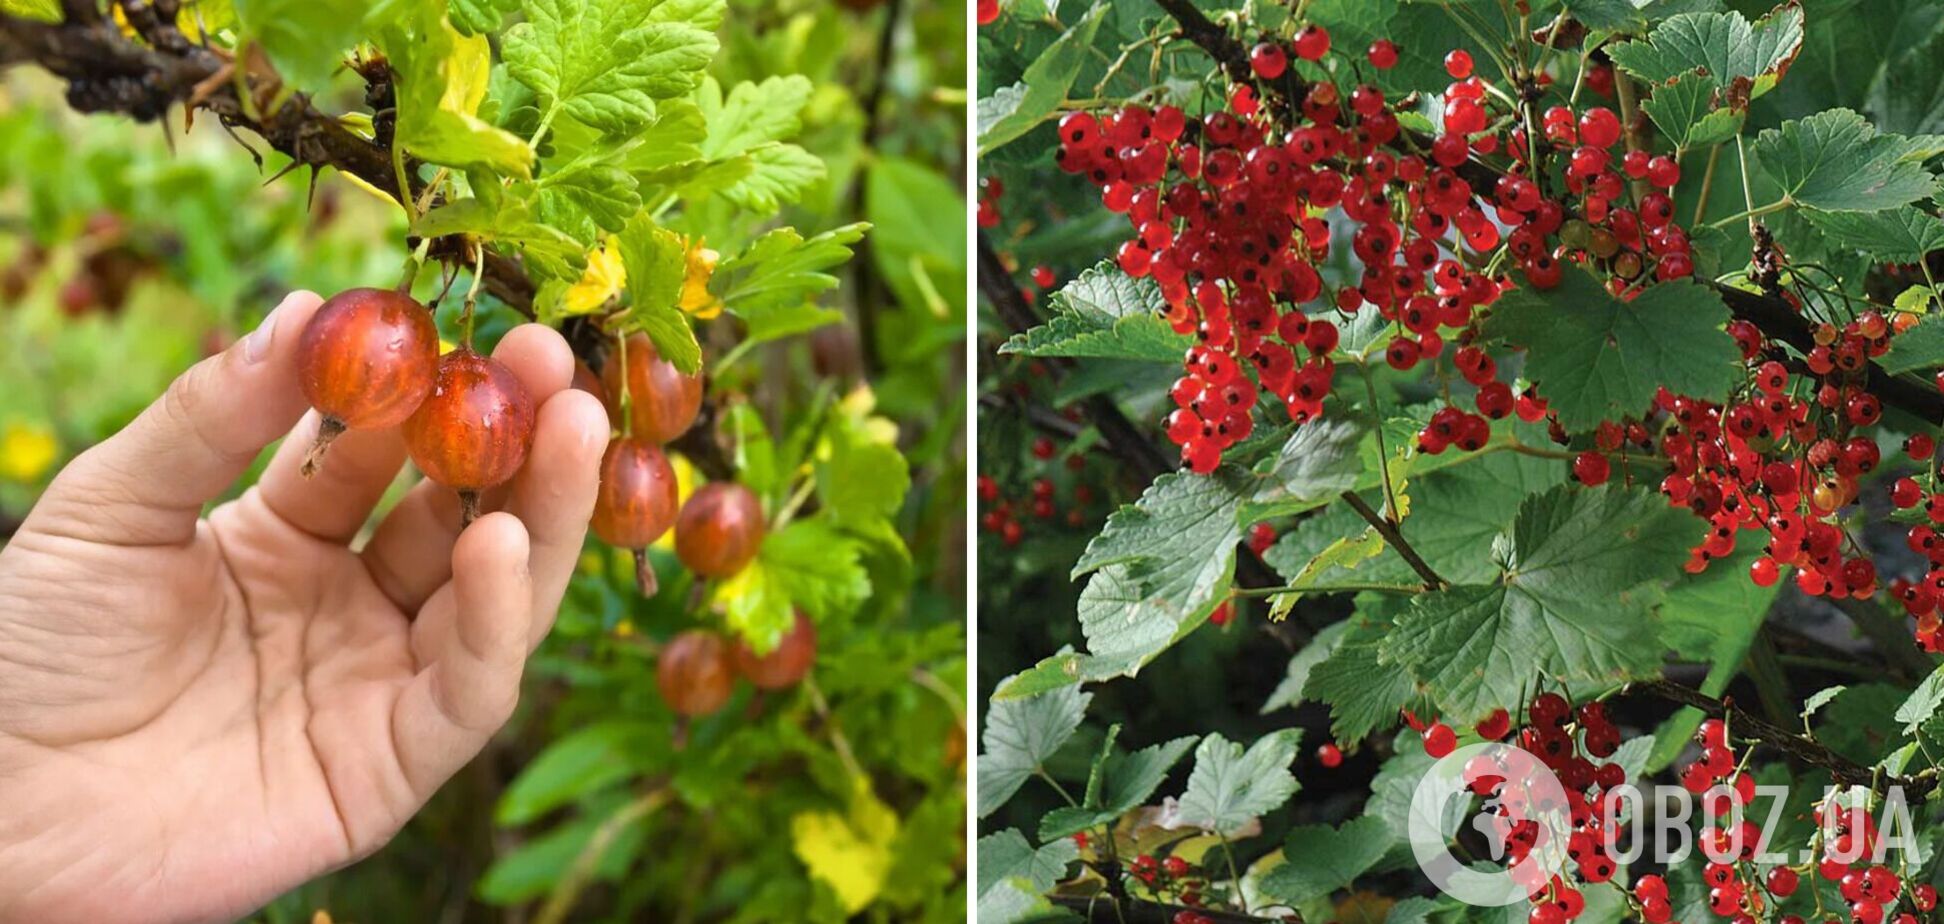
[499,388,606,645]
[390,512,531,796]
[360,324,578,608]
[27,291,324,545]
[254,411,409,543]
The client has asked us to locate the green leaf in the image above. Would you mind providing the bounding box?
[1036,732,1199,841]
[230,0,366,91]
[1561,0,1726,33]
[1485,272,1737,432]
[1802,206,1944,263]
[614,214,700,374]
[1606,5,1804,98]
[1804,685,1848,720]
[1250,419,1369,511]
[379,7,534,177]
[1260,817,1392,905]
[815,412,911,527]
[448,0,518,33]
[477,797,652,904]
[1174,730,1302,836]
[999,261,1191,363]
[1638,70,1745,150]
[503,0,724,135]
[977,674,1091,818]
[496,721,662,825]
[723,143,825,211]
[1895,666,1944,736]
[538,158,641,235]
[1306,595,1429,741]
[412,191,588,283]
[715,518,868,652]
[976,830,1079,924]
[711,222,869,319]
[697,74,814,160]
[867,157,967,320]
[1382,485,1704,722]
[977,3,1108,155]
[1646,546,1780,771]
[1753,109,1942,212]
[1883,314,1944,375]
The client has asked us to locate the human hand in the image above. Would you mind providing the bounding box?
[0,291,608,923]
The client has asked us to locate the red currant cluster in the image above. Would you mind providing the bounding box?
[1452,691,1634,924]
[1795,793,1936,924]
[1127,853,1209,911]
[1553,310,1922,614]
[977,175,1004,229]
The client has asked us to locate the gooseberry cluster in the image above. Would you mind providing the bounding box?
[656,611,817,723]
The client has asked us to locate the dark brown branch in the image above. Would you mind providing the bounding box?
[0,10,539,315]
[1339,491,1447,591]
[1626,679,1937,799]
[1052,894,1281,924]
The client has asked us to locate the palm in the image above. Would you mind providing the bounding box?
[0,293,605,924]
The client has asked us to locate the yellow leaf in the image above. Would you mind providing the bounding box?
[678,239,722,319]
[790,776,899,914]
[0,422,58,482]
[1,0,60,23]
[563,239,626,314]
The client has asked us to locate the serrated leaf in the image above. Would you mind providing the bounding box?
[1259,817,1391,905]
[1562,0,1726,33]
[1894,285,1940,315]
[1804,685,1848,719]
[1883,314,1944,375]
[503,0,723,135]
[1639,70,1745,150]
[1485,272,1737,432]
[379,7,534,177]
[1306,596,1429,741]
[1250,419,1368,511]
[1265,529,1385,618]
[1606,5,1803,98]
[1895,666,1944,736]
[696,74,814,160]
[976,830,1079,924]
[1753,109,1942,212]
[1174,731,1301,836]
[449,0,518,33]
[538,159,641,235]
[713,518,867,653]
[614,214,701,374]
[1802,206,1944,263]
[977,3,1108,155]
[1000,261,1191,362]
[815,418,910,527]
[977,674,1091,818]
[1076,471,1241,588]
[711,222,868,319]
[722,143,824,211]
[230,0,365,91]
[1038,732,1198,840]
[1382,485,1703,722]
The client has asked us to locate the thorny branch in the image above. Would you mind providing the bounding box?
[0,6,540,314]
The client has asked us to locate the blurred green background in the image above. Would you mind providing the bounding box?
[0,0,967,919]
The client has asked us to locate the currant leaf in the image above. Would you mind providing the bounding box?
[614,214,702,374]
[975,830,1077,923]
[977,672,1092,817]
[1752,108,1941,212]
[503,0,724,135]
[1638,70,1744,151]
[1381,484,1703,722]
[378,6,534,177]
[977,3,1108,155]
[999,261,1192,363]
[1259,816,1391,905]
[1484,271,1738,432]
[1882,314,1944,375]
[1801,205,1944,263]
[710,222,870,322]
[1173,730,1302,836]
[1304,595,1429,741]
[1606,5,1804,99]
[1261,621,1350,714]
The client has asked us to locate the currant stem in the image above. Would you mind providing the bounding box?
[1708,199,1791,230]
[1339,491,1449,591]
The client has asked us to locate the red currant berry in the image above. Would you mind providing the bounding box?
[1318,741,1343,767]
[1367,39,1399,69]
[1421,721,1457,758]
[1572,451,1611,486]
[1444,49,1473,78]
[1250,41,1288,78]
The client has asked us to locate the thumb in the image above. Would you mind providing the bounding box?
[27,291,325,545]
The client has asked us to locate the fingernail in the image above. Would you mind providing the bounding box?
[243,303,283,363]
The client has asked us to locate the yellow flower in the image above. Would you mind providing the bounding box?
[0,422,57,483]
[678,238,722,319]
[563,238,627,315]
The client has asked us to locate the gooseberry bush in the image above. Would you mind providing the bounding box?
[979,1,1944,922]
[0,0,966,918]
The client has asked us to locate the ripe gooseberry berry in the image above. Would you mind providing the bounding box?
[603,333,705,443]
[657,630,734,719]
[402,348,537,524]
[296,287,440,476]
[674,482,766,578]
[732,610,818,690]
[591,437,680,594]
